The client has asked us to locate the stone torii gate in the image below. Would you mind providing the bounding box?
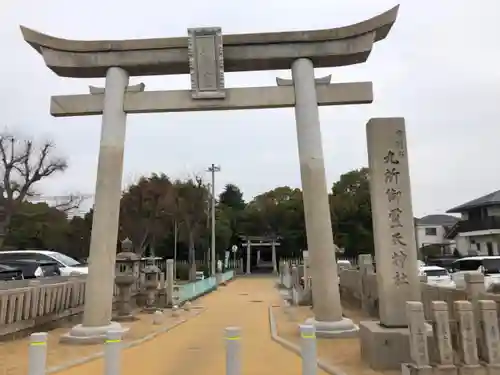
[20,5,399,341]
[240,235,280,274]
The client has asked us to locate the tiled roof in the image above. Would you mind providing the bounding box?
[447,190,500,213]
[416,214,459,226]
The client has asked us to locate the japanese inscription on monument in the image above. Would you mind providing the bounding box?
[366,118,420,327]
[384,146,408,286]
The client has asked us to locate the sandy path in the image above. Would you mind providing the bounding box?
[56,277,327,375]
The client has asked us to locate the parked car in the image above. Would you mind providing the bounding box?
[0,259,60,279]
[0,250,88,276]
[449,256,500,289]
[337,260,352,271]
[418,265,455,288]
[0,264,24,281]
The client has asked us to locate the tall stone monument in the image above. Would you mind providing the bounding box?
[360,118,423,369]
[20,5,399,341]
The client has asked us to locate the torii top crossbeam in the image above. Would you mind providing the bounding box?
[240,235,281,247]
[20,6,398,78]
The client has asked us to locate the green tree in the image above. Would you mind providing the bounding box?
[330,167,373,258]
[214,206,232,257]
[5,201,69,250]
[64,210,93,260]
[119,173,174,255]
[219,184,245,211]
[240,186,305,257]
[175,177,210,280]
[218,183,246,250]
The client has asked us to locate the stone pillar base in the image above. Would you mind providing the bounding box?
[458,365,485,375]
[434,365,458,375]
[142,306,157,314]
[304,317,359,338]
[60,321,129,345]
[113,313,138,322]
[401,363,433,375]
[485,365,500,375]
[359,320,432,370]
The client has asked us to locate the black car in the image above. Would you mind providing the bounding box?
[0,259,60,279]
[0,264,24,281]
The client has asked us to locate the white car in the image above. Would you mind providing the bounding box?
[0,250,88,276]
[337,260,352,270]
[449,256,500,289]
[419,265,455,288]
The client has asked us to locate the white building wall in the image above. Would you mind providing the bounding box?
[456,233,500,256]
[416,224,455,249]
[455,236,470,256]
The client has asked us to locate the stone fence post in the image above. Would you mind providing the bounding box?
[454,301,480,372]
[464,272,485,358]
[464,272,485,309]
[401,301,432,375]
[478,300,500,372]
[430,301,456,375]
[283,263,291,289]
[358,254,374,314]
[166,259,174,307]
[279,260,285,287]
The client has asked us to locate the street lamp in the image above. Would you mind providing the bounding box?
[206,164,221,276]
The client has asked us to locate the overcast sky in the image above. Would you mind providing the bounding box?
[1,0,499,217]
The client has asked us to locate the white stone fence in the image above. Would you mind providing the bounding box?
[402,299,500,374]
[0,265,235,338]
[0,276,88,337]
[338,255,500,322]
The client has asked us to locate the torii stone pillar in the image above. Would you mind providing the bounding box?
[271,240,278,274]
[285,58,358,337]
[246,241,251,275]
[61,68,136,343]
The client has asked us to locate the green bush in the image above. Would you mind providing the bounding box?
[175,263,190,281]
[175,263,210,280]
[199,264,210,278]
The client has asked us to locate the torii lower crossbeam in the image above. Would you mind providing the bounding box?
[50,82,373,117]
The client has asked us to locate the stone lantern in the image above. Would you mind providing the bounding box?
[142,264,160,313]
[114,238,140,321]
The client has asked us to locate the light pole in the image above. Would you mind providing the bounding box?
[207,164,221,276]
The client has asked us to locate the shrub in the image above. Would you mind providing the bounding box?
[175,263,190,281]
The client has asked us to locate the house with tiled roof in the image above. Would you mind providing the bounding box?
[445,189,500,256]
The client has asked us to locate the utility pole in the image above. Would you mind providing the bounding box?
[207,164,221,276]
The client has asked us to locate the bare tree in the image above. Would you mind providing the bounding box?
[0,133,70,248]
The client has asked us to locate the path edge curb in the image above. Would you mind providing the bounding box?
[47,307,207,374]
[267,306,347,375]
